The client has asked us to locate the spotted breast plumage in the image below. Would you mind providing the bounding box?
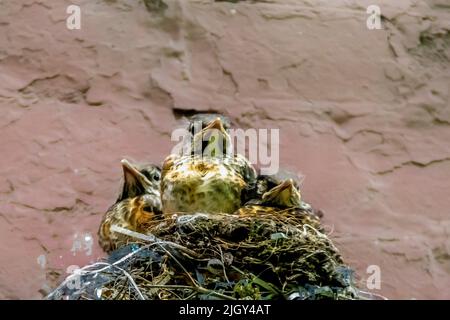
[98,159,162,253]
[161,117,257,215]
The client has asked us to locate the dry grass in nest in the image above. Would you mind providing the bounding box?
[47,211,372,300]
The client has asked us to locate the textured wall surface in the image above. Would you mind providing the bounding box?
[0,0,449,299]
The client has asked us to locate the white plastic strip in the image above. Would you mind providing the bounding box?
[110,225,158,242]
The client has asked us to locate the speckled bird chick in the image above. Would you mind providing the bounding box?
[242,174,322,219]
[161,117,257,215]
[236,179,323,231]
[98,159,162,253]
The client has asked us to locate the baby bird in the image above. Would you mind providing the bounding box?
[98,159,162,253]
[240,174,281,205]
[242,174,322,219]
[161,117,257,215]
[236,179,323,231]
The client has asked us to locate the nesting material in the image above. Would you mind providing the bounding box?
[47,211,368,300]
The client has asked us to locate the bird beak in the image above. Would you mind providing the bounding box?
[204,117,227,135]
[117,159,152,201]
[278,179,295,192]
[265,179,294,197]
[121,159,143,181]
[262,179,301,207]
[191,117,231,157]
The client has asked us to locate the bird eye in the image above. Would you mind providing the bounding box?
[141,169,160,182]
[142,206,153,212]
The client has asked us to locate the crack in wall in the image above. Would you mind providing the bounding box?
[376,157,450,175]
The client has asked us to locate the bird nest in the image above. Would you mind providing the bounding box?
[47,211,367,300]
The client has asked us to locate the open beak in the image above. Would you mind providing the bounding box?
[116,159,159,203]
[121,159,151,188]
[262,179,301,207]
[278,179,294,191]
[121,159,142,180]
[192,117,230,156]
[268,179,295,195]
[203,117,227,135]
[118,159,153,201]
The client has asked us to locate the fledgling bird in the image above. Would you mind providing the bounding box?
[236,179,323,231]
[242,174,323,219]
[161,117,257,215]
[98,159,162,253]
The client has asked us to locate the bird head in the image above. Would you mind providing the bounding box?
[136,194,163,219]
[191,117,232,158]
[116,159,160,202]
[261,179,301,208]
[187,113,231,137]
